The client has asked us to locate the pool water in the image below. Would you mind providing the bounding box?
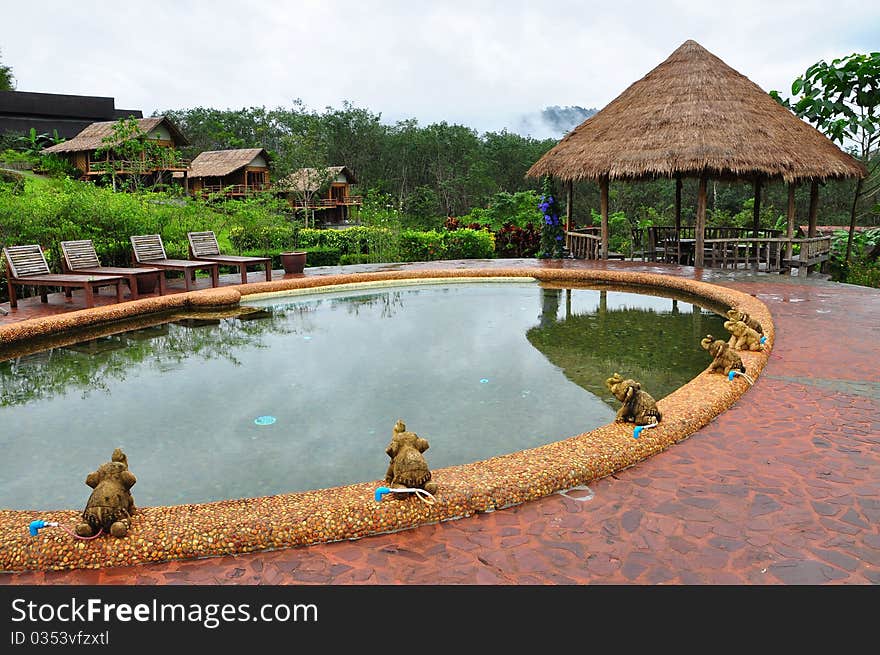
[0,281,724,509]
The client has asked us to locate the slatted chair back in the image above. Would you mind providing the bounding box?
[60,240,102,271]
[3,245,51,278]
[187,231,221,257]
[130,234,168,263]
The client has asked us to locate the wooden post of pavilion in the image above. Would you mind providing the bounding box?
[807,180,820,274]
[599,175,609,260]
[694,174,708,268]
[674,176,682,263]
[808,181,819,237]
[565,180,573,232]
[786,182,796,262]
[752,176,763,267]
[674,176,682,230]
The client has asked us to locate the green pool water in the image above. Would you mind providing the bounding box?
[0,281,724,509]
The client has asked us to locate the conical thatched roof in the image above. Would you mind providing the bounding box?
[527,40,866,183]
[189,148,269,178]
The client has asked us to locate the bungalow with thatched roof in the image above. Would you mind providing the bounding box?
[527,39,866,269]
[275,165,362,224]
[188,148,271,198]
[42,115,189,184]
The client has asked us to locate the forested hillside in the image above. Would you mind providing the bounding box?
[159,101,869,231]
[160,102,558,221]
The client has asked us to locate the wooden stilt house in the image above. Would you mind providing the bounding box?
[41,116,189,187]
[188,148,272,198]
[275,166,362,224]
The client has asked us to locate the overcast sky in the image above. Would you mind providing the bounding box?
[2,0,878,139]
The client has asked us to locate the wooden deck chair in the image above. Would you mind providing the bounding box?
[130,234,220,291]
[60,239,166,300]
[187,231,272,284]
[3,244,124,309]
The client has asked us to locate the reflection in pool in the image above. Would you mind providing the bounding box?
[0,282,724,509]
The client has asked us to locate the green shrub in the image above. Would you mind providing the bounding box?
[398,230,446,261]
[443,228,495,259]
[339,253,384,265]
[229,223,296,253]
[591,208,630,253]
[302,246,341,267]
[844,261,880,288]
[299,226,395,257]
[35,154,78,179]
[459,191,542,231]
[0,176,290,301]
[0,149,37,166]
[0,168,24,194]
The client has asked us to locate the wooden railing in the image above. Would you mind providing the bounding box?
[568,227,831,273]
[701,237,787,271]
[289,196,364,208]
[198,183,272,196]
[784,236,833,271]
[87,159,190,174]
[701,236,830,272]
[565,229,601,259]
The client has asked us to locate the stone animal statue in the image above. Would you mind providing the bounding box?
[75,448,136,538]
[700,334,746,375]
[724,319,763,351]
[726,307,763,335]
[605,373,662,426]
[384,420,438,495]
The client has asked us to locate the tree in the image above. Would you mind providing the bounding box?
[771,52,880,263]
[93,117,184,191]
[274,115,331,229]
[0,49,14,91]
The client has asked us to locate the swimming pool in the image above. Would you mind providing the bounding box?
[0,280,724,509]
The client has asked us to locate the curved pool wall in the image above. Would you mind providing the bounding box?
[0,268,773,572]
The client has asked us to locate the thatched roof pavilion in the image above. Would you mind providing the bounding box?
[527,40,866,266]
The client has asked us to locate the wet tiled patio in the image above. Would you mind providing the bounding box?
[2,259,878,584]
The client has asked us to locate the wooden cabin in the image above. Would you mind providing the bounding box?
[188,148,271,198]
[41,116,189,185]
[275,166,362,224]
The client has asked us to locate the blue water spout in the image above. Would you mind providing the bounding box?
[29,520,56,536]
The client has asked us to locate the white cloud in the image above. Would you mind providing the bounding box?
[2,0,878,135]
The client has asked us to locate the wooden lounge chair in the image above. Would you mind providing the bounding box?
[60,239,166,300]
[187,231,272,284]
[130,234,220,291]
[3,244,124,309]
[629,227,658,261]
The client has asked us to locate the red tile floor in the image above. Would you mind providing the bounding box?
[1,259,878,584]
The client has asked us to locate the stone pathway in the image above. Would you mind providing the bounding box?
[1,261,878,584]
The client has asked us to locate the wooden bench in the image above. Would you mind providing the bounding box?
[3,244,124,309]
[130,234,220,291]
[60,239,166,300]
[781,236,831,275]
[187,231,272,284]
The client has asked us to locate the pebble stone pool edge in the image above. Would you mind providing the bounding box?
[0,267,772,572]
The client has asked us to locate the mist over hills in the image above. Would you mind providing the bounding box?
[515,105,597,139]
